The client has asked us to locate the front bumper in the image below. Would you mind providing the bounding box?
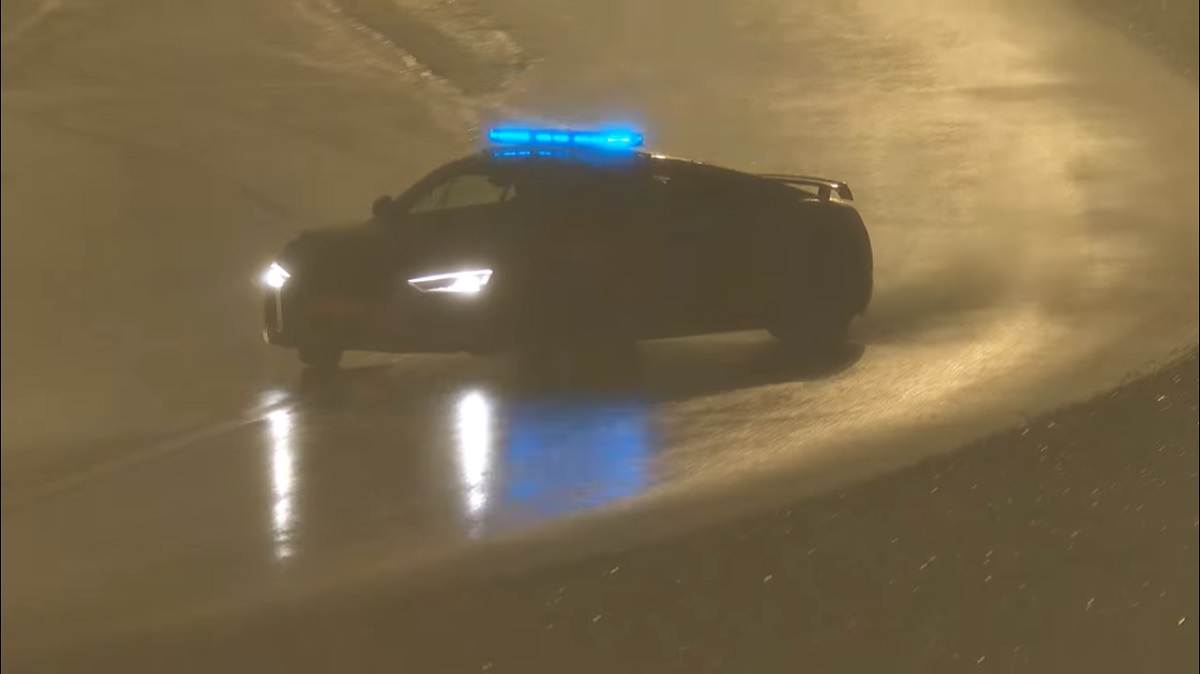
[263,285,512,354]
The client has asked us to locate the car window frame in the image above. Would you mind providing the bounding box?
[389,160,517,220]
[407,173,515,215]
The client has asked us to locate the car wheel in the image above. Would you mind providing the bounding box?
[767,291,851,357]
[298,344,343,370]
[768,318,848,355]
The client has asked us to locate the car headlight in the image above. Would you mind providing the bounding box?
[262,262,291,289]
[407,269,493,295]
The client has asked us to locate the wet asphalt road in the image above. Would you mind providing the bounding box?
[14,352,1196,673]
[1,0,1198,666]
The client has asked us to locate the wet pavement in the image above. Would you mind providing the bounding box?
[1,0,1198,668]
[11,354,1196,673]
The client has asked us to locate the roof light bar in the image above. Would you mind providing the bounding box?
[486,127,644,149]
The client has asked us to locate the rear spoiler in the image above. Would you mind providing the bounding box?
[757,174,854,202]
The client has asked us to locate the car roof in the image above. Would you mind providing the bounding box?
[464,146,756,183]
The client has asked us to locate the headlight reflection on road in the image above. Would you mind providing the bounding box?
[455,390,494,536]
[266,408,297,560]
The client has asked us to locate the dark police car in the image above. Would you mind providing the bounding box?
[261,127,872,370]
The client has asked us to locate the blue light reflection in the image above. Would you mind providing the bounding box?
[501,398,651,518]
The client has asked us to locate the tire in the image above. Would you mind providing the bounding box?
[768,308,850,356]
[298,344,343,370]
[767,269,853,357]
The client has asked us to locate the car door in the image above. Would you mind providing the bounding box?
[389,164,520,277]
[567,167,692,339]
[498,164,664,341]
[645,167,771,334]
[690,175,788,329]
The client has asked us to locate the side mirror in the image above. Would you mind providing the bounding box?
[371,195,395,220]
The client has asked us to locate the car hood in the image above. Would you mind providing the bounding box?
[280,219,507,294]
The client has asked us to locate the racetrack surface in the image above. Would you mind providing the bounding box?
[2,0,1197,663]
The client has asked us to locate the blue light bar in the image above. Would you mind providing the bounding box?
[487,127,644,150]
[490,149,571,158]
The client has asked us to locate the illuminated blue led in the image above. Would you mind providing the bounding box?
[487,126,644,149]
[489,148,573,159]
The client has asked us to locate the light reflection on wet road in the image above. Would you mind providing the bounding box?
[256,375,663,560]
[266,408,297,560]
[246,340,850,560]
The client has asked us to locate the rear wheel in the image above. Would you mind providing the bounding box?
[768,311,849,356]
[766,272,853,358]
[298,344,343,370]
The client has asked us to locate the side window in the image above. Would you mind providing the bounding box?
[408,172,515,214]
[645,173,727,233]
[664,175,750,211]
